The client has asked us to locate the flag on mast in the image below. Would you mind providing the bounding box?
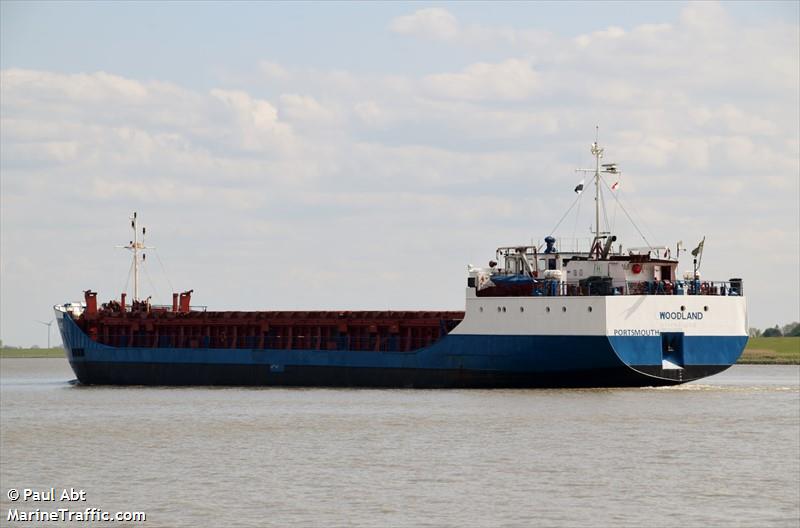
[611,181,620,191]
[574,179,585,194]
[691,237,705,258]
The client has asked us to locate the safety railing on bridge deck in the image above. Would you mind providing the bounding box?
[528,278,744,297]
[623,279,743,297]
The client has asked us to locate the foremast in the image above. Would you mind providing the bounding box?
[117,212,151,301]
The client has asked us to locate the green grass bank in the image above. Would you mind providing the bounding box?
[2,338,798,364]
[739,337,800,364]
[1,347,65,358]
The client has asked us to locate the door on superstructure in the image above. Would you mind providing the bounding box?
[661,332,684,368]
[608,262,625,293]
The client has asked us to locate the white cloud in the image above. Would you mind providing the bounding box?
[714,105,779,136]
[575,26,626,48]
[679,1,731,33]
[424,59,539,101]
[209,89,297,154]
[1,68,148,102]
[390,7,553,50]
[390,8,459,41]
[279,94,337,125]
[258,60,291,81]
[353,100,387,128]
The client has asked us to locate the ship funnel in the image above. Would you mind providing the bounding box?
[601,235,617,259]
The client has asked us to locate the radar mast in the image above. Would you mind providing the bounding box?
[576,126,619,258]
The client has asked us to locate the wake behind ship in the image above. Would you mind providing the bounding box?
[55,140,748,388]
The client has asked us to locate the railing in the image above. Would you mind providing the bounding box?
[557,279,742,297]
[149,304,208,313]
[99,302,208,313]
[480,278,743,297]
[623,280,742,296]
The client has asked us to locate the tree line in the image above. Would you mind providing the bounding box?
[749,322,800,338]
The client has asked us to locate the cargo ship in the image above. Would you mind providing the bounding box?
[55,140,748,387]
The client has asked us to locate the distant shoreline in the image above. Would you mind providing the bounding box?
[741,337,799,365]
[1,347,65,359]
[2,338,798,364]
[739,354,799,365]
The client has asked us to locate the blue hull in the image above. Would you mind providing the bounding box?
[58,312,745,387]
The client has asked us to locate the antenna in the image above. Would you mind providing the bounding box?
[36,319,54,349]
[115,212,154,301]
[575,127,620,258]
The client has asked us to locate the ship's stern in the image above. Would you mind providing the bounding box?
[604,295,748,383]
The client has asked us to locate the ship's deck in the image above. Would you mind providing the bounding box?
[74,309,466,352]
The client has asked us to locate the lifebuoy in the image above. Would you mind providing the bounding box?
[631,263,642,274]
[700,282,710,295]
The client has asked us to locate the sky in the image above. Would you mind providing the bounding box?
[1,1,798,347]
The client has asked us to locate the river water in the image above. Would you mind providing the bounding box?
[1,359,798,527]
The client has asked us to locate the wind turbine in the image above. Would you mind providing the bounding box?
[37,319,54,349]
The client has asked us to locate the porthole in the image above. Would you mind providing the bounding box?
[562,306,567,313]
[704,305,709,312]
[546,307,551,313]
[680,305,686,311]
[479,307,483,313]
[497,307,501,313]
[502,307,507,313]
[587,306,593,313]
[520,306,525,313]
